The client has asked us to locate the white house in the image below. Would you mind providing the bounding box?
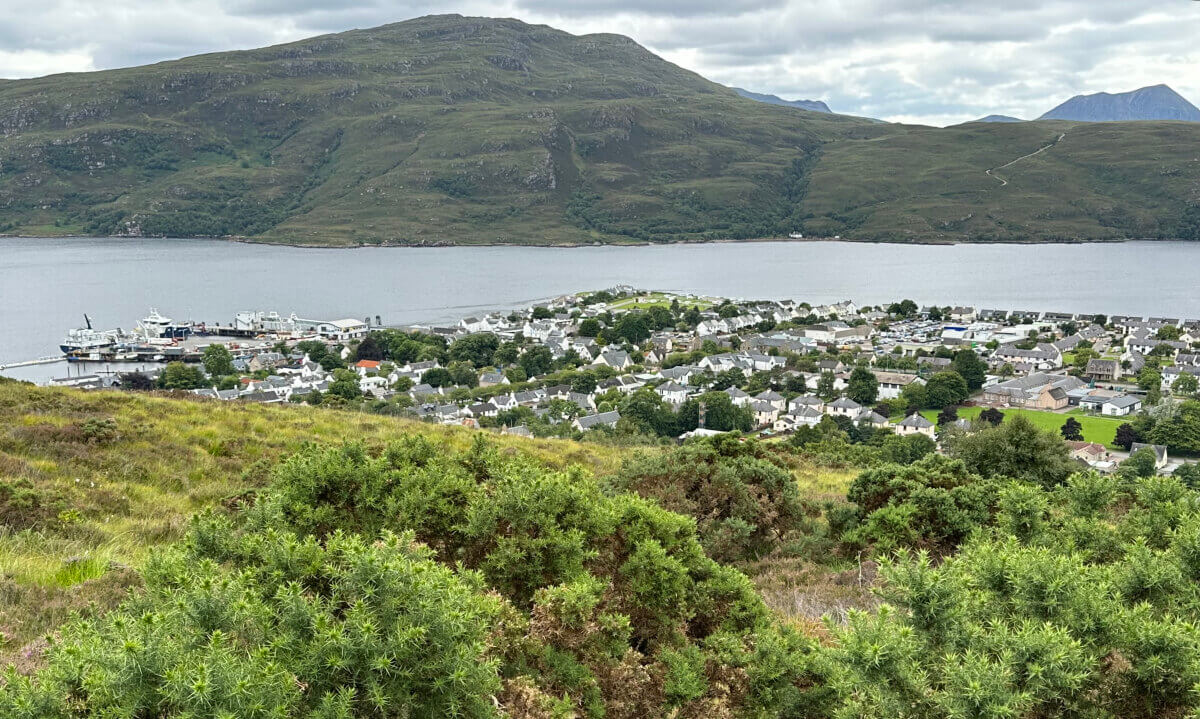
[1101,395,1143,417]
[895,413,936,438]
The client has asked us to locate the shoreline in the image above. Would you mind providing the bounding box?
[0,232,1166,249]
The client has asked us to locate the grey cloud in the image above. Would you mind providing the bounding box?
[0,0,1196,126]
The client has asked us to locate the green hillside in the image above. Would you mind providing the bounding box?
[1,14,1199,245]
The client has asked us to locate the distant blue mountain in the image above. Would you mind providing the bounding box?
[1039,85,1200,122]
[974,114,1024,123]
[732,87,832,114]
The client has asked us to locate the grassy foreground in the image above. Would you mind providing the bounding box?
[0,382,630,662]
[0,381,855,669]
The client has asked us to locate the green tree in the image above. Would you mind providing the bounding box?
[951,350,988,391]
[422,367,453,387]
[679,391,753,432]
[518,345,554,378]
[1173,373,1199,396]
[945,415,1075,487]
[157,361,206,390]
[923,371,969,409]
[847,367,879,405]
[1122,448,1159,478]
[1061,416,1084,441]
[327,368,362,400]
[817,371,838,401]
[577,317,602,337]
[447,360,479,388]
[201,344,235,377]
[448,333,500,368]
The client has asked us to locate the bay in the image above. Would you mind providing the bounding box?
[2,237,1199,378]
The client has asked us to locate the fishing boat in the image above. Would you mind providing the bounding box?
[137,308,193,339]
[60,315,125,354]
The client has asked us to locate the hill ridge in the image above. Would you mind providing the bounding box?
[0,14,1199,245]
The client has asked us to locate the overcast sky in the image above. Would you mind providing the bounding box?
[2,0,1198,126]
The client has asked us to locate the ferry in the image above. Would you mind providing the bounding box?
[137,308,194,339]
[60,316,125,354]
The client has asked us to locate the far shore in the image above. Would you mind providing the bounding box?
[0,232,1169,250]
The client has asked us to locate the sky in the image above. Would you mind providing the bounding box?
[1,0,1198,126]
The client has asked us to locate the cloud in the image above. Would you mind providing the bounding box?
[0,0,1196,126]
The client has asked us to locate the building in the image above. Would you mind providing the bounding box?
[872,371,924,400]
[895,413,936,438]
[1101,395,1143,417]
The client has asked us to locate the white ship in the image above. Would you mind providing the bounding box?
[137,308,193,339]
[60,316,125,354]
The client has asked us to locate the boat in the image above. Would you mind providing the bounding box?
[137,308,193,339]
[788,232,804,239]
[60,315,125,354]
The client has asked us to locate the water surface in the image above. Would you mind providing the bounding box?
[2,237,1198,377]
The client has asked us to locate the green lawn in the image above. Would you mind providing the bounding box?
[921,406,1127,449]
[606,292,714,310]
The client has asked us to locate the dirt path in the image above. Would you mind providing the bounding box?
[986,132,1067,186]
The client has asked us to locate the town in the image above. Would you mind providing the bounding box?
[46,288,1200,475]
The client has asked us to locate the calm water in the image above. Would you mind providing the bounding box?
[2,237,1199,378]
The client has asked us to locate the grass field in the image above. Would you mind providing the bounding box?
[921,405,1127,449]
[606,292,716,311]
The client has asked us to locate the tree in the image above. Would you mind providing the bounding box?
[847,367,879,405]
[618,389,678,437]
[1122,448,1159,478]
[119,372,155,391]
[944,415,1076,487]
[937,405,959,426]
[923,371,969,409]
[447,333,499,368]
[518,345,554,378]
[354,334,384,362]
[327,368,362,400]
[979,407,1005,426]
[1157,325,1183,341]
[680,391,753,432]
[888,299,918,317]
[817,371,838,401]
[157,362,206,390]
[786,373,808,394]
[1061,416,1084,441]
[202,344,235,377]
[1173,373,1199,396]
[577,318,602,337]
[491,341,519,366]
[422,367,454,387]
[951,350,988,391]
[1138,367,1163,392]
[447,361,479,388]
[613,312,652,343]
[1114,422,1140,450]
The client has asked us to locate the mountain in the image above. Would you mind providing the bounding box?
[973,114,1024,123]
[732,87,831,113]
[1038,84,1200,122]
[1,15,1199,245]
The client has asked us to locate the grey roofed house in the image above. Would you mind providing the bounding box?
[828,396,862,411]
[789,405,824,420]
[1086,358,1119,374]
[724,387,750,399]
[898,413,934,429]
[856,410,889,425]
[1103,395,1142,411]
[789,394,823,409]
[575,410,621,430]
[755,390,785,402]
[917,356,952,368]
[568,392,595,409]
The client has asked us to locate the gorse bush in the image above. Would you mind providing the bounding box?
[606,436,812,563]
[1,529,500,718]
[830,472,1200,719]
[0,437,825,718]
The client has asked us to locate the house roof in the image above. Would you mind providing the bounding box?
[898,414,934,428]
